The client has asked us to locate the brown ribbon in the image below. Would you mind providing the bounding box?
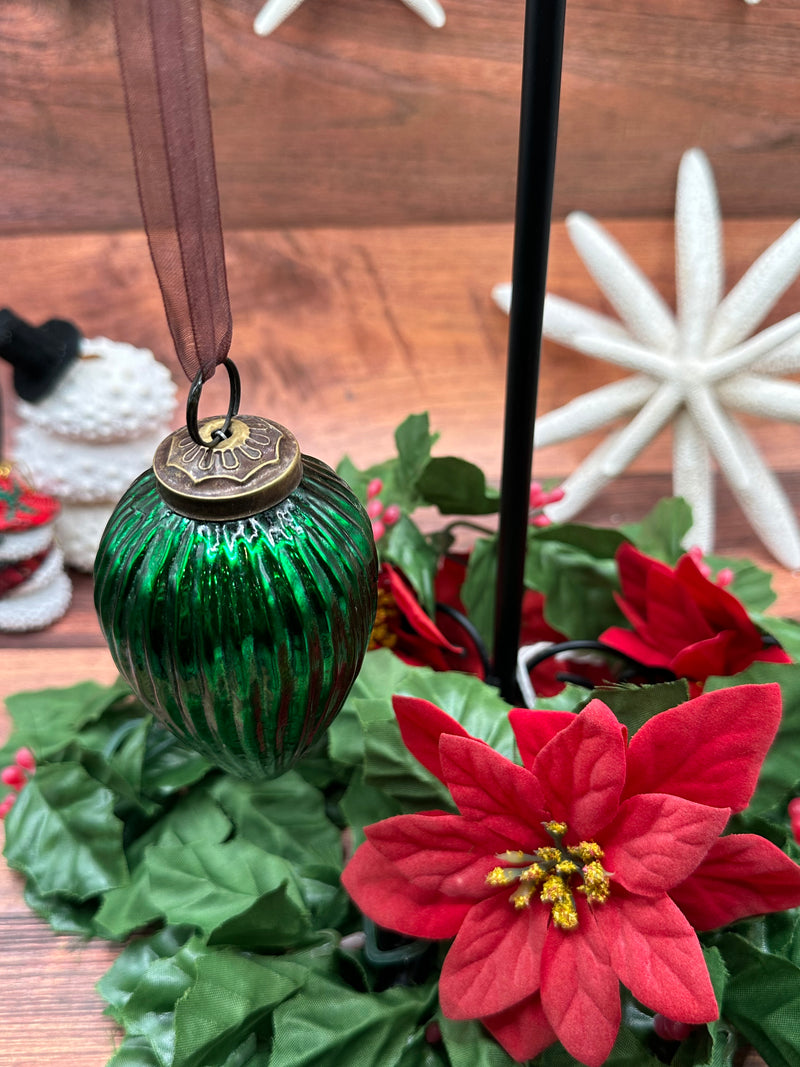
[112,0,232,383]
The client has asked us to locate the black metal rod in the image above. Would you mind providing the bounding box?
[492,0,567,702]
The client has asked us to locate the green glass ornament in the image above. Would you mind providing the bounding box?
[94,409,377,779]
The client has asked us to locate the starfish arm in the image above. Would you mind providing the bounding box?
[253,0,306,35]
[566,212,677,350]
[534,376,658,448]
[600,384,683,479]
[687,393,800,568]
[717,374,800,423]
[570,334,675,378]
[753,336,800,376]
[708,218,800,356]
[674,149,724,358]
[542,293,629,346]
[401,0,446,27]
[672,410,715,552]
[540,433,626,522]
[707,312,800,381]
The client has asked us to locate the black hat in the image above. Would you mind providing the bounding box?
[0,309,81,403]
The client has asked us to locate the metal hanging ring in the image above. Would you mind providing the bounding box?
[186,358,241,448]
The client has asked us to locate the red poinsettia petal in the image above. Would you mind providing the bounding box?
[509,709,576,770]
[438,734,548,847]
[532,699,627,839]
[482,992,557,1064]
[595,891,718,1023]
[540,898,621,1067]
[671,630,736,682]
[616,543,662,618]
[623,684,781,813]
[434,555,469,612]
[341,840,471,939]
[439,894,548,1019]
[600,625,674,670]
[384,563,462,652]
[674,554,756,635]
[641,563,716,649]
[670,834,800,931]
[392,695,472,784]
[603,794,730,896]
[365,810,506,899]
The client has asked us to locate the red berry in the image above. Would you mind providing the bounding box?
[788,797,800,821]
[14,748,35,772]
[531,514,551,527]
[367,478,383,500]
[382,504,401,527]
[366,499,383,519]
[1,765,27,791]
[425,1022,442,1044]
[716,568,734,587]
[653,1015,695,1042]
[371,520,386,542]
[0,794,16,819]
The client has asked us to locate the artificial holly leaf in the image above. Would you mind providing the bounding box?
[438,1014,517,1066]
[716,932,800,1067]
[93,862,160,941]
[589,680,690,737]
[395,1028,449,1067]
[268,971,436,1067]
[340,769,402,845]
[172,954,306,1067]
[417,457,500,516]
[705,556,776,613]
[536,1026,663,1066]
[346,649,415,705]
[671,946,737,1067]
[98,925,198,1024]
[23,881,100,938]
[209,771,342,875]
[62,712,153,816]
[107,1035,163,1067]
[525,524,627,640]
[4,677,131,759]
[705,662,800,814]
[328,704,370,768]
[361,719,454,812]
[3,761,128,901]
[394,412,439,492]
[381,514,439,615]
[620,497,693,564]
[459,535,498,649]
[126,790,234,869]
[752,613,800,660]
[141,720,213,799]
[336,456,371,503]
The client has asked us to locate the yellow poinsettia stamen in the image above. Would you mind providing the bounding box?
[368,588,400,650]
[485,821,612,929]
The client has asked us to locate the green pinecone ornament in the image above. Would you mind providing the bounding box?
[94,414,378,779]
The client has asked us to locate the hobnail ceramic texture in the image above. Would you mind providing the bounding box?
[94,454,378,779]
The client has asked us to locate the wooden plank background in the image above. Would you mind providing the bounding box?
[1,0,799,233]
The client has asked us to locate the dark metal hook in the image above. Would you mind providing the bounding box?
[186,358,241,448]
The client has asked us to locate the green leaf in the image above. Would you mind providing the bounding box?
[382,514,439,615]
[269,972,435,1067]
[706,556,777,613]
[752,613,800,659]
[4,677,131,759]
[620,497,693,563]
[98,926,198,1024]
[439,1014,517,1066]
[394,413,439,490]
[460,536,499,649]
[141,721,213,799]
[417,457,500,516]
[210,771,342,875]
[535,1025,663,1065]
[671,946,738,1067]
[63,712,154,815]
[145,838,310,948]
[340,769,403,845]
[23,881,100,938]
[3,761,128,900]
[589,680,690,737]
[705,663,800,814]
[336,456,371,502]
[525,525,627,640]
[717,932,800,1067]
[172,954,306,1067]
[107,1035,163,1067]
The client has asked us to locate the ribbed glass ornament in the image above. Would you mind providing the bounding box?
[94,454,377,779]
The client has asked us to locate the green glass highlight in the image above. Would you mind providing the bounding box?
[94,455,378,779]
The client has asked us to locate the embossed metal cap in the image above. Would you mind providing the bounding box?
[153,415,303,520]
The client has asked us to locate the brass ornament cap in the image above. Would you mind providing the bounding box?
[153,414,303,520]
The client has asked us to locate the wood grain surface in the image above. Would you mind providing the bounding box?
[1,0,800,233]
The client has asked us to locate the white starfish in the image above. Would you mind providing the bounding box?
[254,0,445,36]
[493,148,800,569]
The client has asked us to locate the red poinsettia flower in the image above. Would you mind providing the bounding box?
[370,558,573,695]
[600,544,790,691]
[342,684,800,1066]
